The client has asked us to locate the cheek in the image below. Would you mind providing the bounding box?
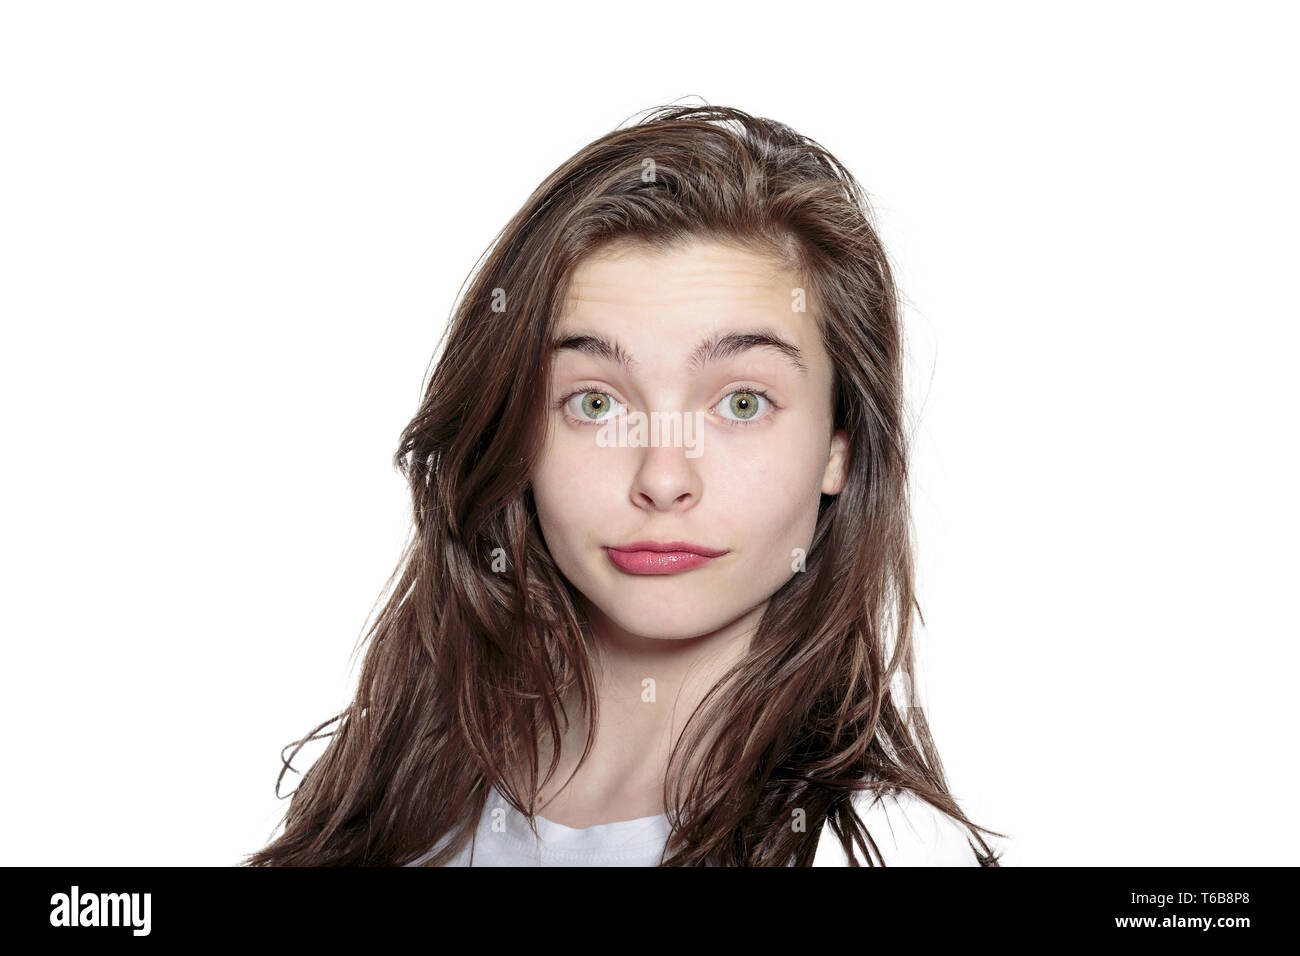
[716,439,824,544]
[530,441,608,555]
[531,457,576,536]
[727,432,824,499]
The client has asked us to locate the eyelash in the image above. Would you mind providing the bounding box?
[555,383,780,428]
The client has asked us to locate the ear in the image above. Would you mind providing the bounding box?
[821,428,849,495]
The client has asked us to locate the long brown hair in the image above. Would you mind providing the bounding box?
[244,103,1005,866]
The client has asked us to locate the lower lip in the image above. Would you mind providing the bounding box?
[604,548,722,574]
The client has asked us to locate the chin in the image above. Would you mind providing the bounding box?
[586,593,749,641]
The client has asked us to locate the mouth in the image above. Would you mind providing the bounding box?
[603,540,729,575]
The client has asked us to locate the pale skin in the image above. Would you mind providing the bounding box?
[525,237,849,827]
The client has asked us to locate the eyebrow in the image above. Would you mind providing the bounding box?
[549,329,809,376]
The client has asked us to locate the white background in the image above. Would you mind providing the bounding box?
[2,1,1296,866]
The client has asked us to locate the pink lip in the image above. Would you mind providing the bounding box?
[604,540,729,575]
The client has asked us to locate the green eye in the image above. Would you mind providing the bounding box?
[712,387,769,424]
[580,391,612,419]
[727,391,761,420]
[714,387,777,425]
[562,389,623,422]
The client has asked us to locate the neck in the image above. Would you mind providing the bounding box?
[530,599,765,821]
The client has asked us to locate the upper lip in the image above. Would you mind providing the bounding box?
[607,540,728,557]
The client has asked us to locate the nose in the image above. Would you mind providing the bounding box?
[629,430,702,512]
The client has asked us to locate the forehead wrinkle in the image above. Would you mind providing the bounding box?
[564,248,795,309]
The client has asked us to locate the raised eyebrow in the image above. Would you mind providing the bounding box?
[549,329,808,375]
[690,330,808,375]
[549,333,641,371]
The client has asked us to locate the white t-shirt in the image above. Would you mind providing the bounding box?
[406,785,983,866]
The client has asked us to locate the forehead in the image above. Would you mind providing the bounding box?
[557,238,807,334]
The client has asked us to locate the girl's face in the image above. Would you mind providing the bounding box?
[530,237,849,643]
